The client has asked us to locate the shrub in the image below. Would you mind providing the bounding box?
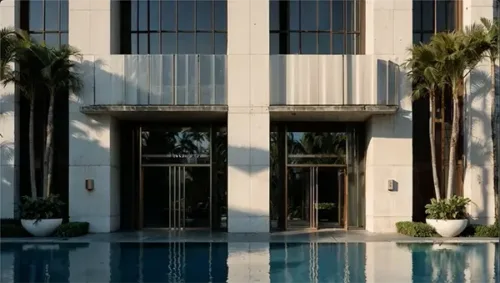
[53,222,89,237]
[18,195,65,222]
[0,219,30,237]
[461,223,499,237]
[425,196,471,220]
[396,221,437,237]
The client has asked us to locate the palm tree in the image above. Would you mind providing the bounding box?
[0,27,21,79]
[478,17,499,220]
[431,28,485,199]
[2,36,47,199]
[39,45,83,197]
[403,43,444,200]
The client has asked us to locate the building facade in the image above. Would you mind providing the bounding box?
[0,0,497,233]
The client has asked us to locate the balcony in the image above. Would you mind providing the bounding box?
[269,55,404,106]
[78,55,227,108]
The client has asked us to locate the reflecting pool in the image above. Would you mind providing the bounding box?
[0,242,498,282]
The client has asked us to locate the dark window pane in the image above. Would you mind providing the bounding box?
[161,0,176,31]
[436,0,447,32]
[29,0,44,31]
[139,34,149,54]
[423,33,433,43]
[60,0,68,31]
[413,33,421,44]
[318,33,330,54]
[318,0,330,31]
[45,0,60,31]
[446,0,456,31]
[178,33,195,54]
[149,1,160,31]
[178,0,195,30]
[131,34,138,54]
[289,0,300,30]
[332,0,344,31]
[150,33,160,54]
[270,33,279,54]
[45,33,59,48]
[289,32,300,54]
[270,0,280,31]
[197,33,213,53]
[61,33,68,45]
[413,0,421,31]
[197,1,212,30]
[138,0,148,31]
[421,0,434,31]
[301,33,316,54]
[346,0,357,32]
[346,34,358,54]
[332,34,344,54]
[131,0,138,31]
[31,33,43,43]
[300,1,316,30]
[214,33,226,54]
[162,33,177,54]
[214,0,227,31]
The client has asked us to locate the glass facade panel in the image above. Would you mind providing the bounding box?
[129,0,227,54]
[270,123,364,231]
[137,125,227,230]
[270,0,361,54]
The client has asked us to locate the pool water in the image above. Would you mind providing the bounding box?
[1,242,498,282]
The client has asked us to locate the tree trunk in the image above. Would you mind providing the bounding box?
[29,97,37,199]
[429,93,441,200]
[490,62,499,220]
[42,90,55,198]
[446,93,461,199]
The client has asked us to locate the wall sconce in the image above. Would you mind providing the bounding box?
[388,179,398,192]
[85,179,95,192]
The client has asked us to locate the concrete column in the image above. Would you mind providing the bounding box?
[68,0,120,232]
[364,0,413,232]
[0,0,20,219]
[462,0,497,225]
[226,0,270,232]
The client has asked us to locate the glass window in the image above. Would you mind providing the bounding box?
[28,0,68,48]
[130,0,227,54]
[270,0,361,54]
[413,0,457,44]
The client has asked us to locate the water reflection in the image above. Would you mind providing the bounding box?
[0,242,498,283]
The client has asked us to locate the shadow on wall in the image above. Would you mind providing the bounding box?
[58,59,274,231]
[0,89,17,218]
[466,65,498,221]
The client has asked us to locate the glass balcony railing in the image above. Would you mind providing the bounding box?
[80,55,227,106]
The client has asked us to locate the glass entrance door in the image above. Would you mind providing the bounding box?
[142,165,211,230]
[287,166,346,230]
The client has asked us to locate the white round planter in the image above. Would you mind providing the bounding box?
[426,218,468,237]
[21,219,63,237]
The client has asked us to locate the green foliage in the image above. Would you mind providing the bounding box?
[425,196,471,220]
[18,195,64,223]
[461,223,499,237]
[0,219,30,237]
[315,203,336,210]
[54,222,89,237]
[396,221,437,237]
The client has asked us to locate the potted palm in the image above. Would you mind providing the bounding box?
[425,195,471,237]
[19,195,65,237]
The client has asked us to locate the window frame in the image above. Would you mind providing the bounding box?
[130,0,228,54]
[269,0,364,55]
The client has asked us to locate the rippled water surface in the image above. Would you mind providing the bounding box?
[1,242,498,282]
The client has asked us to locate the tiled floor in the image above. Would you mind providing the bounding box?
[1,229,498,243]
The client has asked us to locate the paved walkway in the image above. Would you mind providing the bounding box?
[1,229,498,243]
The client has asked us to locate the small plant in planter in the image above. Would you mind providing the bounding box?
[19,195,65,237]
[425,196,471,237]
